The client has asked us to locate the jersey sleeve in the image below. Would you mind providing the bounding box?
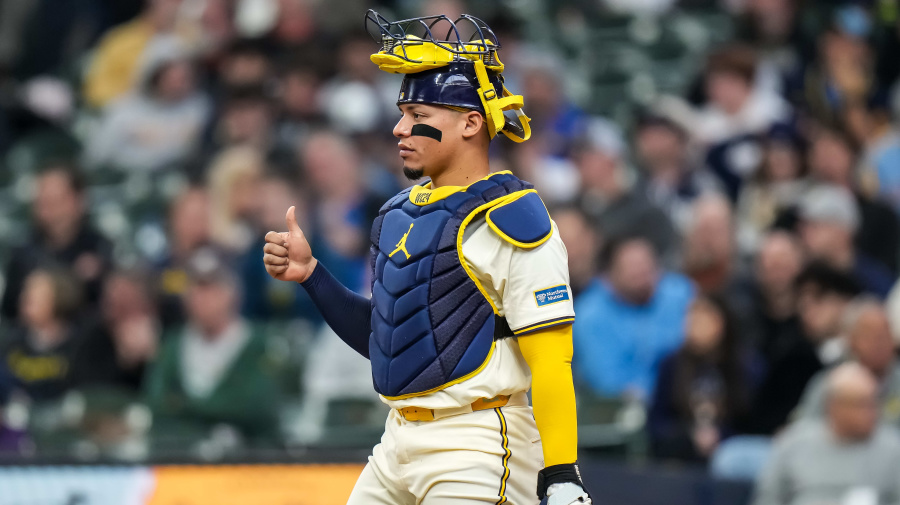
[462,219,575,335]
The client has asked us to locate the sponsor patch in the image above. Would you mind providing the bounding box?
[533,285,570,307]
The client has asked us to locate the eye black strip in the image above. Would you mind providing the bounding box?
[411,124,443,142]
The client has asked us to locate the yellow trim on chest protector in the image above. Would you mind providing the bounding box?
[408,170,513,206]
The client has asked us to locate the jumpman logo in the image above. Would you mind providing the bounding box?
[389,223,414,260]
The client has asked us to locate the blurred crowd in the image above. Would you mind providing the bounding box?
[1,0,900,498]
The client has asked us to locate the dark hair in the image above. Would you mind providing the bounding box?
[223,84,273,109]
[599,235,656,272]
[706,45,758,84]
[105,267,159,313]
[754,124,808,183]
[634,111,688,142]
[671,293,749,423]
[224,38,270,59]
[37,163,86,195]
[146,58,194,94]
[795,261,861,298]
[814,124,862,158]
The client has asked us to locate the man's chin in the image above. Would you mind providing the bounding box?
[403,166,425,181]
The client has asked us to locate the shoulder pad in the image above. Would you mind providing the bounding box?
[485,191,553,248]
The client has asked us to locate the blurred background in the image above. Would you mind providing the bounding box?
[2,0,900,503]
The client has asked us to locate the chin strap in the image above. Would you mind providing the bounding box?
[473,59,532,142]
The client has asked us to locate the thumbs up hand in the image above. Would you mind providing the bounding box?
[263,206,318,283]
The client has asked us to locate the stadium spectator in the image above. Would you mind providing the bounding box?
[633,112,718,233]
[649,294,755,463]
[270,0,317,47]
[573,236,695,400]
[144,247,281,446]
[301,131,382,291]
[318,35,392,135]
[742,231,807,368]
[207,146,265,255]
[0,266,94,402]
[796,298,900,427]
[573,119,679,266]
[83,0,189,109]
[516,52,588,158]
[681,194,742,296]
[1,165,113,322]
[752,363,900,505]
[207,85,277,157]
[735,125,808,255]
[274,56,327,151]
[744,261,860,434]
[694,45,793,200]
[797,184,894,298]
[76,270,160,392]
[553,206,601,296]
[803,22,877,128]
[239,173,321,322]
[217,38,273,89]
[734,0,806,95]
[806,126,900,275]
[85,37,211,173]
[796,262,861,366]
[845,94,900,217]
[154,185,211,329]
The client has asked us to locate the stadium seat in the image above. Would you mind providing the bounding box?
[577,390,648,459]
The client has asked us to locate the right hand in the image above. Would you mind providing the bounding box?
[263,206,317,283]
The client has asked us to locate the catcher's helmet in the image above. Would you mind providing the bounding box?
[365,10,531,143]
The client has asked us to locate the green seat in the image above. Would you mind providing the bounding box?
[4,129,81,175]
[577,389,648,459]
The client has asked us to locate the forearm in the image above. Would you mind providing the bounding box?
[517,324,578,466]
[300,263,372,358]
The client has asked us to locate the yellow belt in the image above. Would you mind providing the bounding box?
[397,395,511,422]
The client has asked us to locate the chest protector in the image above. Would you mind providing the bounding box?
[369,172,531,398]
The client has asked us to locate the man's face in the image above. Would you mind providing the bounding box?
[635,125,685,172]
[35,170,83,236]
[798,285,847,341]
[609,241,659,306]
[799,221,853,264]
[706,71,751,115]
[186,281,235,336]
[393,103,478,181]
[829,384,879,441]
[223,100,271,145]
[20,271,56,326]
[554,210,598,289]
[170,189,210,253]
[809,134,854,186]
[756,233,804,294]
[850,308,895,376]
[156,61,195,102]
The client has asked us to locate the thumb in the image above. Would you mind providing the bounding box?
[285,206,302,235]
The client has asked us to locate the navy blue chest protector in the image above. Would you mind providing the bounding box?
[369,172,529,398]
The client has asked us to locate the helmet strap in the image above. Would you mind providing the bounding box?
[472,60,531,142]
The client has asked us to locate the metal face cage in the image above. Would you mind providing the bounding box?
[365,9,502,68]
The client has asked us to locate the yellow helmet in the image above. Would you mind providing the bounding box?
[365,9,531,143]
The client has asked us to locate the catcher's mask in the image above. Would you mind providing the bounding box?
[365,9,531,143]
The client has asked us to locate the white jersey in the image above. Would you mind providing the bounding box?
[383,216,575,410]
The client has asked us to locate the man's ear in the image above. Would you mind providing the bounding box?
[461,111,486,139]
